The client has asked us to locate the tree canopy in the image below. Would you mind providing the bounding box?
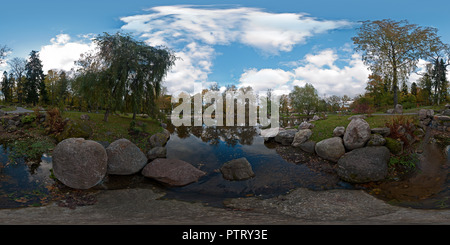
[352,19,445,106]
[74,32,177,121]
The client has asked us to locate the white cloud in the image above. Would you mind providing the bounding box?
[236,49,370,97]
[120,5,353,94]
[121,5,352,54]
[238,68,294,94]
[39,33,96,73]
[293,50,370,97]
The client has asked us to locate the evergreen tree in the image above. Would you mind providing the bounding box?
[411,82,418,96]
[1,71,11,102]
[25,50,46,106]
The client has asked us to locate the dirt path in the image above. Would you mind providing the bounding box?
[0,187,449,224]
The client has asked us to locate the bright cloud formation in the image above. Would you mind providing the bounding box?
[120,5,353,94]
[237,49,370,97]
[39,33,96,73]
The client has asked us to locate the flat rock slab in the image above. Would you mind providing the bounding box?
[142,158,206,186]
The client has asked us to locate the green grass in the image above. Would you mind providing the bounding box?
[62,111,163,150]
[309,114,418,142]
[1,106,17,111]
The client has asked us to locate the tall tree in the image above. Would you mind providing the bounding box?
[289,83,319,116]
[352,19,443,106]
[76,32,176,121]
[7,57,27,104]
[25,50,46,106]
[0,45,11,65]
[1,71,12,102]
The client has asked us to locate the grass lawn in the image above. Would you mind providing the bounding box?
[62,111,164,151]
[309,113,418,142]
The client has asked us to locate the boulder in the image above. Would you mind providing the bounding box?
[333,126,345,137]
[260,127,281,141]
[147,146,167,161]
[298,121,314,130]
[337,146,390,183]
[367,134,386,146]
[220,157,255,181]
[310,115,320,121]
[291,129,313,147]
[343,118,371,150]
[106,138,148,175]
[394,104,403,114]
[274,129,297,145]
[315,137,346,162]
[299,140,316,154]
[52,138,107,189]
[80,114,90,120]
[371,127,390,137]
[348,115,367,121]
[149,131,170,148]
[142,158,206,186]
[418,109,434,120]
[386,109,394,114]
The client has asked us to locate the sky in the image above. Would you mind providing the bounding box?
[1,0,450,98]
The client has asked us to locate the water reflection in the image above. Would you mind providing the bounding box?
[0,145,53,208]
[163,124,341,205]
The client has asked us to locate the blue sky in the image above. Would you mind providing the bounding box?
[1,0,450,97]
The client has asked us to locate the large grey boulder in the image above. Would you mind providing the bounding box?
[274,129,297,145]
[220,157,255,181]
[142,158,206,186]
[106,138,148,175]
[343,118,371,150]
[337,146,390,183]
[291,129,313,147]
[52,138,108,189]
[315,137,346,162]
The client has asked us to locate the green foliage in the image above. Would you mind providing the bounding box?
[25,50,46,106]
[388,153,418,177]
[75,32,177,122]
[289,83,319,115]
[353,19,445,106]
[21,114,36,124]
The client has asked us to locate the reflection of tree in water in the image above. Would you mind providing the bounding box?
[169,124,259,147]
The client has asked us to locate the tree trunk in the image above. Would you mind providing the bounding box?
[104,108,109,122]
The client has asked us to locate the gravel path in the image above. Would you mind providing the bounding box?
[0,106,34,114]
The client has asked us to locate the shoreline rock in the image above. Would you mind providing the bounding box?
[52,138,108,189]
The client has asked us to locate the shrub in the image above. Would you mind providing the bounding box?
[385,115,418,147]
[44,108,67,136]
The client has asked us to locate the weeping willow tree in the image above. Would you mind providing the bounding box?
[74,32,176,121]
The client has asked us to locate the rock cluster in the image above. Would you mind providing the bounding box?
[52,128,257,189]
[264,116,394,184]
[51,130,208,189]
[419,106,450,132]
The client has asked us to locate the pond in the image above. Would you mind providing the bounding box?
[1,123,449,209]
[0,146,53,208]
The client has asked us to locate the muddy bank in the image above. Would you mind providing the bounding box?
[0,187,449,224]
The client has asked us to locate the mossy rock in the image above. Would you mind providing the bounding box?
[56,121,93,142]
[385,137,403,155]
